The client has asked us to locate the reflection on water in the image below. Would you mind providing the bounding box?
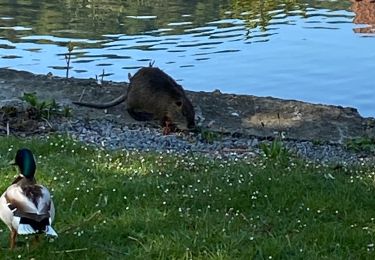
[0,0,375,117]
[351,0,375,34]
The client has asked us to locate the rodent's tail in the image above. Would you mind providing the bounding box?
[73,94,126,109]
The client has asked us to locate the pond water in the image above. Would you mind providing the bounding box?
[0,0,374,117]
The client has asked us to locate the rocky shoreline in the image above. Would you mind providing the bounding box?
[0,68,374,164]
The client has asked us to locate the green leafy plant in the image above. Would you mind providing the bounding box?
[62,106,72,118]
[345,137,375,153]
[19,92,71,120]
[312,139,324,146]
[20,92,39,107]
[260,138,290,165]
[199,128,222,144]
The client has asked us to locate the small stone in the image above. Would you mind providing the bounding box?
[207,120,215,128]
[212,89,222,95]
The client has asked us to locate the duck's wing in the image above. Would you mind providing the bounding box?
[0,191,14,230]
[5,184,51,221]
[5,184,57,236]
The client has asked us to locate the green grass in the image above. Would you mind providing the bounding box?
[0,135,375,259]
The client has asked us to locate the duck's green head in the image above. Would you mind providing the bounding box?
[13,148,36,179]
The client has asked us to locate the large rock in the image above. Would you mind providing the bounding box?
[190,91,375,143]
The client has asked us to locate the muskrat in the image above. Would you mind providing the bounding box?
[73,67,195,130]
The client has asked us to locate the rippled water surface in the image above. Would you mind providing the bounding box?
[0,0,374,116]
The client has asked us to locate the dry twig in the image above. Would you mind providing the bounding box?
[78,88,87,102]
[53,248,88,254]
[128,236,149,252]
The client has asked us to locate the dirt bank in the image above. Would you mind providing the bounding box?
[0,68,374,143]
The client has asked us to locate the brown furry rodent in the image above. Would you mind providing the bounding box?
[73,67,195,130]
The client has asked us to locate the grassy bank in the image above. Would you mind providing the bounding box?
[0,135,374,259]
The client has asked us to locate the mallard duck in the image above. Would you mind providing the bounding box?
[0,148,57,249]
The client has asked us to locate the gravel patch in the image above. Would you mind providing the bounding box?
[50,118,374,164]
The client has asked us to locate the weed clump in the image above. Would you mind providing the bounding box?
[345,137,375,154]
[260,134,290,166]
[198,128,222,144]
[20,92,72,120]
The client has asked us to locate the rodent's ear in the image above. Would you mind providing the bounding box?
[175,101,182,107]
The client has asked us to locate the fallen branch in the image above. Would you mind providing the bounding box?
[78,88,87,102]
